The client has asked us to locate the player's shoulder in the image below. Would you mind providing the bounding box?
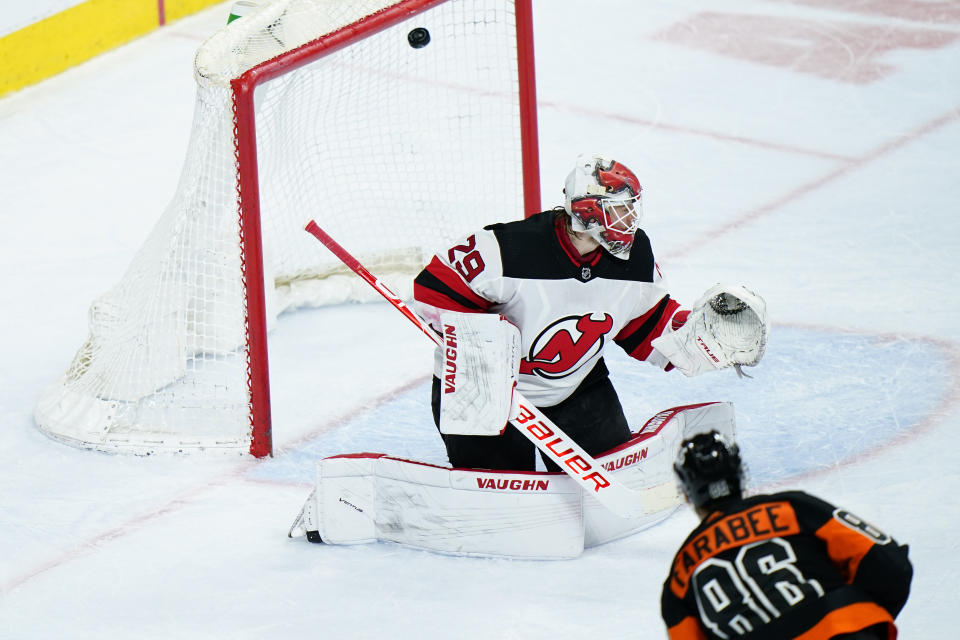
[721,490,830,512]
[761,489,833,510]
[480,209,658,282]
[482,209,566,278]
[734,490,838,532]
[483,209,559,241]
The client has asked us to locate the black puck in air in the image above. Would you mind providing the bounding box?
[408,27,430,49]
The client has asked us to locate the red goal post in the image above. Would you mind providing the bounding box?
[35,0,541,457]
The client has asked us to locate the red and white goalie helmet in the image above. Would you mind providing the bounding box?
[563,153,643,259]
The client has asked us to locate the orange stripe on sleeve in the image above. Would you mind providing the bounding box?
[815,518,876,581]
[793,602,895,640]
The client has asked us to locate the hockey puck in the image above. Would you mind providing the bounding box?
[407,27,431,49]
[709,293,746,315]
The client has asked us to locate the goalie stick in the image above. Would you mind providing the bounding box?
[304,220,677,518]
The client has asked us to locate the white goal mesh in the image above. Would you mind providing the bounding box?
[35,0,538,456]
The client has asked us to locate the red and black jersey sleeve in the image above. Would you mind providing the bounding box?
[660,491,912,640]
[413,255,495,314]
[613,295,682,362]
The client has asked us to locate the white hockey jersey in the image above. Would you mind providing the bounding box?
[413,210,685,407]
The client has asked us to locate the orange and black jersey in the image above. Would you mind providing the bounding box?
[412,210,684,407]
[661,491,912,640]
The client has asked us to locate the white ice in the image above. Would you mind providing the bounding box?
[1,1,959,638]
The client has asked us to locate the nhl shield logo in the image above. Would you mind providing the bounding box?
[581,267,591,280]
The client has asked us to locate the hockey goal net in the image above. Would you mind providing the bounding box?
[35,0,540,457]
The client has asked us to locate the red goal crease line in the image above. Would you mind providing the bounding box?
[760,323,960,490]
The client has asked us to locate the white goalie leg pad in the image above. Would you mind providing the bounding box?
[299,453,585,559]
[584,401,736,546]
[651,284,768,377]
[290,403,736,556]
[438,311,521,436]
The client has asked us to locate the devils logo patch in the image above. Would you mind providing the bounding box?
[520,313,613,379]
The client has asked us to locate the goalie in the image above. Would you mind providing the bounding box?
[413,153,768,471]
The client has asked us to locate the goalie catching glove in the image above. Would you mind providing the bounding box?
[437,311,521,436]
[652,284,768,377]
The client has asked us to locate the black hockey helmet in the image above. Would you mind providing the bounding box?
[674,430,744,509]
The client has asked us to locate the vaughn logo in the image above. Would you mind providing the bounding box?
[637,408,673,436]
[475,478,550,491]
[443,324,457,393]
[520,313,613,379]
[602,447,648,472]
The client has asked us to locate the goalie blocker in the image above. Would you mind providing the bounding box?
[437,311,521,436]
[289,402,736,559]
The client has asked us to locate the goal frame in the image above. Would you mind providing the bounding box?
[234,0,541,457]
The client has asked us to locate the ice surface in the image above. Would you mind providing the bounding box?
[2,1,958,638]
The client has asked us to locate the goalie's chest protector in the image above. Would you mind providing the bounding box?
[468,211,670,407]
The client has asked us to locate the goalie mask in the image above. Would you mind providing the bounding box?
[563,153,643,259]
[674,430,744,509]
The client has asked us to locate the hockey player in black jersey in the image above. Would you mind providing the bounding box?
[413,153,768,472]
[661,431,913,640]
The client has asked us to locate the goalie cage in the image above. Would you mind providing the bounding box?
[34,0,540,457]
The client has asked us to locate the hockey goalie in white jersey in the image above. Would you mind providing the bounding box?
[413,153,767,471]
[289,153,768,558]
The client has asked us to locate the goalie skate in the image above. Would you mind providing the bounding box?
[288,488,322,543]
